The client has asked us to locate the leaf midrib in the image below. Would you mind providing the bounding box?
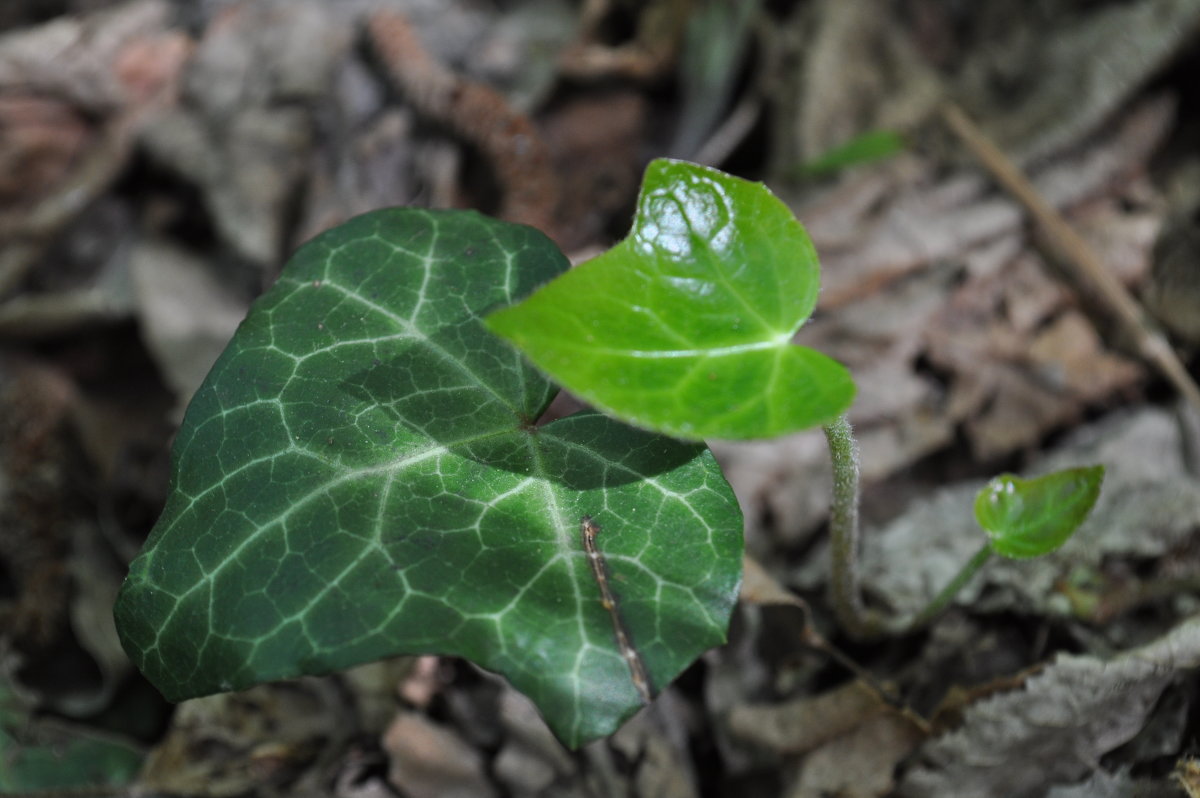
[591,334,795,359]
[286,269,523,416]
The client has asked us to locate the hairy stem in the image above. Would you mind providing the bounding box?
[823,414,888,640]
[822,415,994,639]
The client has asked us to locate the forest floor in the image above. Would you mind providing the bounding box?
[3,1,1200,797]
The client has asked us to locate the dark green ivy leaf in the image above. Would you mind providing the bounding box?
[114,209,743,748]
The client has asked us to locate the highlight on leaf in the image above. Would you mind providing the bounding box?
[974,466,1105,559]
[486,158,855,441]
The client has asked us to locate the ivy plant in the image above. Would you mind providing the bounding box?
[487,160,1104,641]
[112,207,744,748]
[907,466,1105,630]
[975,467,1105,560]
[114,159,1104,748]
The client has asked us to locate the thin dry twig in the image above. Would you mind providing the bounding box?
[741,555,933,735]
[693,93,761,168]
[367,10,561,242]
[939,100,1200,411]
[557,0,684,83]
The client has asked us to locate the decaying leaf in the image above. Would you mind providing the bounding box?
[493,687,576,796]
[0,95,91,211]
[129,237,248,410]
[1044,768,1158,798]
[607,702,700,798]
[727,676,926,798]
[383,712,497,798]
[900,615,1200,797]
[140,668,402,798]
[953,0,1200,163]
[728,680,889,754]
[789,712,926,798]
[1177,756,1200,798]
[559,0,689,83]
[0,0,189,300]
[139,0,346,265]
[0,0,178,112]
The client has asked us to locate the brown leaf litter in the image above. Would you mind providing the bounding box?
[1,2,1200,797]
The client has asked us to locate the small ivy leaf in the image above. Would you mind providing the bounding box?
[486,158,855,441]
[974,466,1105,559]
[113,209,743,749]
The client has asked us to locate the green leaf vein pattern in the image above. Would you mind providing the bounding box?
[487,158,856,440]
[113,209,743,747]
[974,466,1105,560]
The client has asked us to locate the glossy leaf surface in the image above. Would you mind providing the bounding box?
[974,466,1105,559]
[486,159,855,440]
[113,209,743,748]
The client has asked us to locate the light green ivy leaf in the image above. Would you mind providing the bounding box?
[487,158,855,440]
[975,466,1105,559]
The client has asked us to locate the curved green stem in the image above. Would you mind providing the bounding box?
[909,542,992,630]
[822,415,994,639]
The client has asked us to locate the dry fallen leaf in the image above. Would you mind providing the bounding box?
[1176,756,1200,798]
[1044,767,1163,798]
[899,615,1200,797]
[139,679,363,797]
[493,687,576,796]
[129,237,248,411]
[606,700,699,798]
[953,0,1200,163]
[728,681,888,754]
[789,711,926,798]
[383,712,497,798]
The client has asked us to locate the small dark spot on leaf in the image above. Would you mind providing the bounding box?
[464,246,476,257]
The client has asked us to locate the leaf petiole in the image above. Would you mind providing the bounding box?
[908,542,993,631]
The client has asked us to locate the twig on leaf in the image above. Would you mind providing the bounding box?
[741,554,931,734]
